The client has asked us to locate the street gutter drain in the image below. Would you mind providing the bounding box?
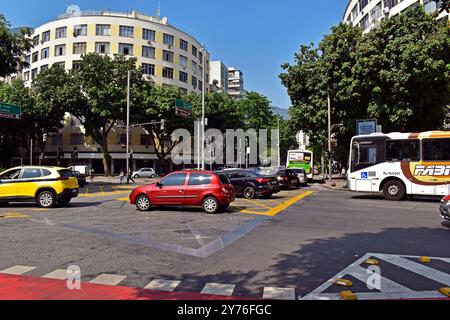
[340,291,357,300]
[334,279,353,287]
[363,259,380,265]
[439,287,450,297]
[419,256,432,263]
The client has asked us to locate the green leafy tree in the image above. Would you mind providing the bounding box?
[236,92,276,131]
[0,15,33,77]
[69,53,145,176]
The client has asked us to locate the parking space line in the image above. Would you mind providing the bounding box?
[89,274,127,286]
[241,198,273,210]
[99,186,105,196]
[265,191,315,216]
[145,279,181,292]
[201,283,235,296]
[43,269,69,280]
[0,265,36,275]
[263,287,296,300]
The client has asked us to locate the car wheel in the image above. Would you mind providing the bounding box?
[243,186,256,199]
[134,174,139,178]
[262,193,273,199]
[37,190,56,208]
[383,180,406,201]
[150,174,156,178]
[202,196,219,214]
[136,195,151,211]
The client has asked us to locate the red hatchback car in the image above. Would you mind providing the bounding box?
[129,170,235,214]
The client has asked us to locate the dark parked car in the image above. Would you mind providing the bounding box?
[440,195,450,222]
[220,169,280,199]
[273,169,300,190]
[72,171,86,188]
[290,168,308,186]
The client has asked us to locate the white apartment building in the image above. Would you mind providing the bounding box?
[344,0,449,32]
[209,60,229,93]
[228,67,245,99]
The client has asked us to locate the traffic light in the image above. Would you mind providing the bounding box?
[160,119,166,131]
[42,133,48,142]
[72,149,78,159]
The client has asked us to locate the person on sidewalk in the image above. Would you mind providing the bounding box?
[89,168,95,183]
[119,170,125,184]
[127,168,135,184]
[341,167,347,179]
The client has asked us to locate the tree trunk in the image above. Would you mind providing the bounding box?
[99,136,112,176]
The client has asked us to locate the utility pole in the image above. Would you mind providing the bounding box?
[126,70,131,178]
[30,138,33,165]
[200,45,206,170]
[277,115,281,168]
[327,91,332,182]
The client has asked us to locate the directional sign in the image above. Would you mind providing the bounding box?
[175,99,192,118]
[0,103,22,119]
[356,119,377,136]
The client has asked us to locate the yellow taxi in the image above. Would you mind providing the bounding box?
[0,166,79,208]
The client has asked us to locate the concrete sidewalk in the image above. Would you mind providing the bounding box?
[312,174,348,190]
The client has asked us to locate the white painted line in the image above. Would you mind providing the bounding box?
[42,269,69,280]
[373,253,450,286]
[263,287,296,300]
[145,279,181,292]
[302,291,447,301]
[0,265,36,275]
[201,283,235,296]
[346,265,413,293]
[89,274,127,286]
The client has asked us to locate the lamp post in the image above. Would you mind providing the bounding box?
[327,91,332,182]
[200,45,206,170]
[126,70,131,178]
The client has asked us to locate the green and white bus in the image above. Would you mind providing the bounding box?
[287,150,314,180]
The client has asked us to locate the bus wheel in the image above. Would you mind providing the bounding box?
[383,180,406,201]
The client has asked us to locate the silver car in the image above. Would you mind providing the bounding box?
[291,168,308,186]
[132,168,156,178]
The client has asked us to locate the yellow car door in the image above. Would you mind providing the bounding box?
[17,168,44,199]
[0,168,22,201]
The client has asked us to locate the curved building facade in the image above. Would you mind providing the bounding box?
[22,10,210,94]
[343,0,449,32]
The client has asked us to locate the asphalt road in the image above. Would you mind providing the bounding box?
[0,184,448,300]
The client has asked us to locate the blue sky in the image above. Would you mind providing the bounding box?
[0,0,347,109]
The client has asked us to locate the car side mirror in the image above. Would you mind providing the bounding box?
[156,181,163,188]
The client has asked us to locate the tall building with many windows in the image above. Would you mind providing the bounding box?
[228,67,245,99]
[344,0,449,32]
[12,9,212,174]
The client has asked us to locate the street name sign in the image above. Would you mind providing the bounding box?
[175,99,192,118]
[0,103,22,119]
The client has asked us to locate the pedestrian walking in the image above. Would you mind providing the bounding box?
[119,170,125,184]
[341,167,347,179]
[89,168,95,183]
[127,168,135,184]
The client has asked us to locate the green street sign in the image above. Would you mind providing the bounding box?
[175,99,192,111]
[0,102,22,119]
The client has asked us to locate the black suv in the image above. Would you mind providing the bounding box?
[220,169,280,199]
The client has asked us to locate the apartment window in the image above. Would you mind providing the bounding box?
[73,42,87,54]
[96,24,111,36]
[360,14,370,31]
[358,0,369,11]
[55,27,67,39]
[40,64,49,71]
[142,46,155,58]
[179,71,188,83]
[198,80,203,91]
[163,50,174,62]
[163,33,174,46]
[95,42,110,54]
[119,43,133,56]
[423,0,441,14]
[33,35,40,46]
[54,61,65,70]
[31,68,38,80]
[192,75,197,88]
[23,71,30,81]
[42,31,50,43]
[192,45,198,58]
[371,2,382,22]
[383,0,399,9]
[198,66,203,76]
[70,133,84,145]
[162,67,174,79]
[199,50,203,63]
[143,28,156,41]
[179,55,188,68]
[73,24,87,36]
[32,52,39,63]
[180,39,188,51]
[41,47,49,59]
[119,25,134,38]
[25,55,30,65]
[140,134,152,145]
[192,61,197,73]
[72,60,81,70]
[142,63,155,75]
[55,44,66,56]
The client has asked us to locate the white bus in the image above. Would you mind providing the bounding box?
[348,131,450,200]
[287,150,314,180]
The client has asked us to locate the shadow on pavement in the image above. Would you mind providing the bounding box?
[351,194,442,203]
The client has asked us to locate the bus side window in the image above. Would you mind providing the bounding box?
[386,139,420,162]
[423,139,450,161]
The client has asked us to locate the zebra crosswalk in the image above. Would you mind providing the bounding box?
[302,253,450,300]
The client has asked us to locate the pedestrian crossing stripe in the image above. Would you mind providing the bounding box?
[302,253,450,300]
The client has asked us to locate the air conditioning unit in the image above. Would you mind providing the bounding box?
[383,7,390,15]
[143,74,152,81]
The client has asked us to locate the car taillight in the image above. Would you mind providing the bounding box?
[56,176,69,181]
[256,178,270,183]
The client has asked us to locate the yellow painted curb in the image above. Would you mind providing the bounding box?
[340,291,357,300]
[364,258,380,265]
[419,256,432,263]
[334,279,353,287]
[438,287,450,297]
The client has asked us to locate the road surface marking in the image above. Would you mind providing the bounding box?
[266,191,315,216]
[89,274,127,286]
[116,197,129,202]
[43,269,69,280]
[240,198,273,210]
[145,279,181,292]
[0,265,36,275]
[0,212,31,219]
[263,287,296,300]
[201,283,235,296]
